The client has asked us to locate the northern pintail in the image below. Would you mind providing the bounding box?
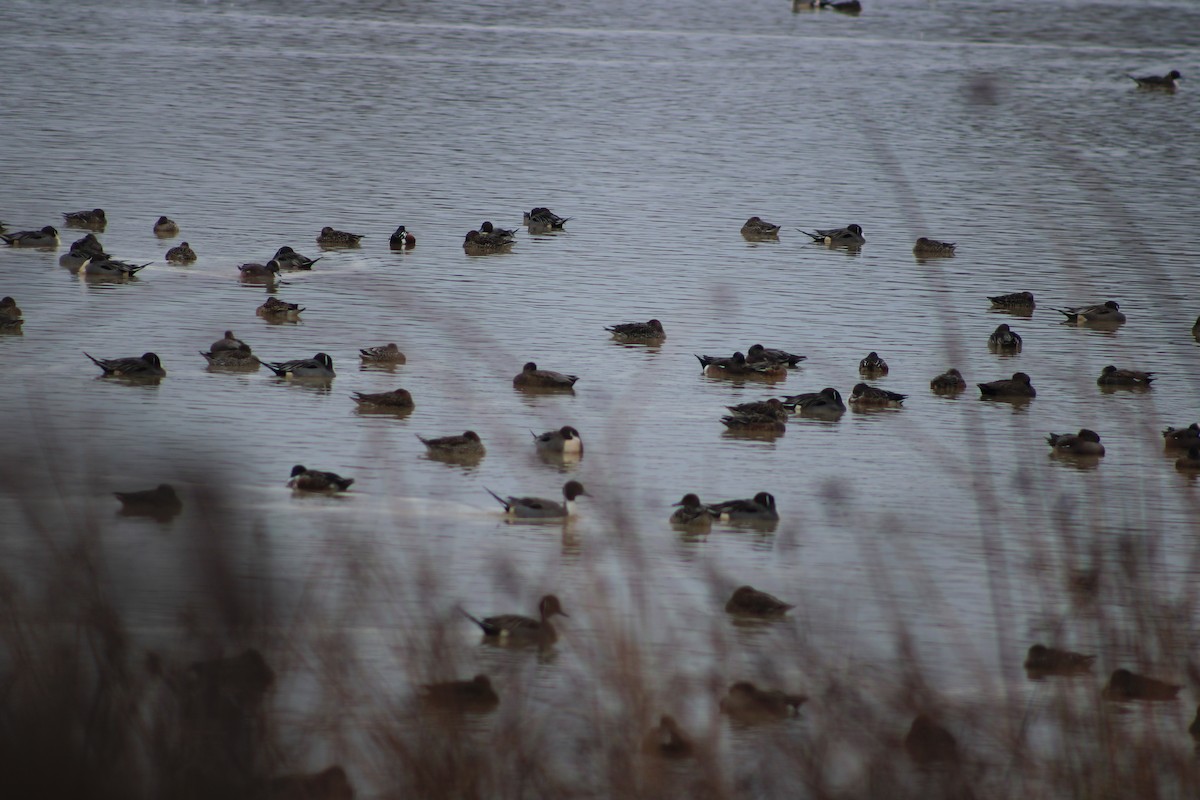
[989,291,1035,310]
[257,296,305,319]
[1,225,59,247]
[798,223,865,246]
[485,480,587,519]
[418,430,485,458]
[988,323,1022,352]
[1163,423,1200,450]
[1097,365,1154,387]
[389,225,416,250]
[114,483,183,519]
[1056,301,1125,325]
[849,383,906,406]
[912,237,956,256]
[360,343,406,363]
[532,426,584,455]
[720,413,786,435]
[1102,668,1181,701]
[513,361,579,390]
[272,245,322,269]
[523,207,570,229]
[720,682,807,722]
[711,492,780,523]
[288,464,354,492]
[85,352,166,378]
[480,220,518,239]
[165,242,197,263]
[201,346,259,369]
[670,494,717,527]
[264,766,353,800]
[978,372,1035,398]
[1023,644,1096,676]
[84,256,150,278]
[1176,447,1200,472]
[782,387,846,417]
[858,351,888,376]
[153,216,179,235]
[210,330,248,353]
[697,352,787,379]
[726,398,788,421]
[70,232,105,257]
[930,368,966,393]
[905,715,958,765]
[606,319,666,343]
[62,208,106,229]
[1128,70,1181,90]
[1047,429,1105,456]
[261,353,335,378]
[822,0,862,12]
[725,585,793,616]
[0,296,22,320]
[740,216,781,238]
[461,594,568,643]
[352,387,414,408]
[747,344,806,367]
[316,226,363,246]
[643,715,694,759]
[420,675,499,712]
[463,229,515,254]
[238,260,281,281]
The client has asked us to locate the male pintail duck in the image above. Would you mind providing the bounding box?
[1163,424,1200,450]
[912,237,956,256]
[849,383,906,406]
[352,388,414,408]
[288,465,354,493]
[1056,301,1125,325]
[905,715,958,765]
[740,216,781,238]
[210,330,248,353]
[316,226,363,246]
[725,585,792,616]
[1023,644,1096,676]
[513,361,579,390]
[463,229,515,254]
[62,208,106,229]
[485,480,587,519]
[84,256,150,278]
[238,260,281,281]
[643,715,694,759]
[153,216,179,235]
[1097,365,1154,387]
[360,343,406,363]
[1176,447,1200,472]
[1047,429,1105,456]
[978,372,1036,398]
[69,232,106,257]
[201,346,259,369]
[1102,668,1181,701]
[711,492,780,523]
[1128,70,1181,90]
[460,594,568,643]
[858,351,888,376]
[798,223,865,246]
[257,297,304,319]
[85,352,166,378]
[418,430,485,458]
[782,387,846,417]
[261,353,335,378]
[272,246,322,269]
[720,413,786,435]
[389,225,416,250]
[989,291,1035,310]
[606,319,666,343]
[264,766,353,800]
[1,225,59,247]
[532,426,584,455]
[523,208,570,229]
[697,352,787,379]
[930,368,966,393]
[726,398,788,422]
[747,344,806,367]
[114,483,183,519]
[0,297,22,320]
[420,674,499,712]
[822,0,862,12]
[720,681,807,722]
[670,494,717,527]
[988,323,1023,352]
[479,220,518,239]
[165,242,197,263]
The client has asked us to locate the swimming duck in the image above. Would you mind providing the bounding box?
[69,232,106,257]
[930,368,966,393]
[1047,429,1105,456]
[153,216,179,235]
[62,208,106,229]
[858,351,888,376]
[905,715,958,765]
[523,207,571,229]
[264,766,353,800]
[1176,447,1200,472]
[782,387,847,417]
[272,246,322,270]
[710,492,780,523]
[479,220,518,239]
[288,465,354,492]
[316,226,363,246]
[798,223,865,246]
[256,297,305,319]
[1102,668,1181,701]
[114,483,183,519]
[643,715,694,759]
[83,256,150,278]
[988,323,1023,352]
[238,260,281,281]
[485,480,587,519]
[740,216,781,238]
[726,398,788,422]
[359,343,406,363]
[200,346,259,369]
[988,291,1035,310]
[697,352,787,379]
[1,225,59,247]
[670,494,717,527]
[417,430,485,458]
[1128,70,1181,90]
[724,585,792,616]
[463,229,515,254]
[352,388,414,408]
[513,361,579,390]
[720,681,807,722]
[978,372,1036,398]
[1162,423,1200,451]
[0,297,22,321]
[1056,301,1125,325]
[419,675,499,712]
[822,0,862,12]
[532,426,584,455]
[912,237,956,256]
[389,225,416,250]
[85,352,166,378]
[165,242,197,263]
[460,594,568,643]
[1023,644,1096,676]
[849,383,906,406]
[261,353,335,378]
[747,344,806,367]
[720,413,786,435]
[1096,365,1154,387]
[606,319,666,343]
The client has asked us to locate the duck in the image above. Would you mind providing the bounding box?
[710,492,780,523]
[153,216,179,235]
[62,208,106,229]
[389,225,416,250]
[978,372,1036,398]
[0,316,21,332]
[912,237,956,256]
[1,225,59,247]
[479,220,518,239]
[822,0,862,12]
[83,256,150,278]
[720,681,807,722]
[726,398,788,422]
[905,715,958,765]
[1162,423,1200,450]
[1102,668,1181,701]
[419,675,499,712]
[532,426,584,455]
[352,388,414,409]
[237,260,281,281]
[1176,447,1200,472]
[1023,644,1096,676]
[209,330,248,353]
[69,232,106,257]
[512,361,578,390]
[642,715,694,759]
[605,319,666,343]
[463,229,515,254]
[720,413,786,435]
[1056,301,1125,325]
[257,296,305,319]
[1128,70,1181,90]
[782,387,847,417]
[58,250,93,271]
[85,352,166,378]
[316,226,363,246]
[697,352,787,379]
[0,296,22,321]
[725,585,793,616]
[165,242,197,263]
[263,766,353,800]
[670,494,717,527]
[359,343,406,363]
[1096,365,1154,387]
[114,483,183,518]
[272,245,322,269]
[417,430,485,458]
[747,344,806,367]
[798,223,865,246]
[287,465,354,492]
[988,323,1023,352]
[1047,429,1105,456]
[200,346,259,369]
[930,368,966,393]
[261,353,335,378]
[858,351,888,376]
[485,480,587,519]
[988,291,1035,310]
[849,383,906,406]
[740,216,781,238]
[460,594,568,643]
[523,207,570,229]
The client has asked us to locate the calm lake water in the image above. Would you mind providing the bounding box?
[2,0,1199,790]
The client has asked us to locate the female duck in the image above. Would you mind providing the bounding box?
[360,343,406,363]
[670,494,716,527]
[849,383,906,406]
[513,361,578,390]
[417,430,485,459]
[740,216,781,238]
[858,351,888,376]
[606,319,666,343]
[1046,429,1105,456]
[316,226,363,246]
[460,594,568,644]
[725,585,793,616]
[978,372,1036,398]
[988,324,1023,352]
[930,368,966,393]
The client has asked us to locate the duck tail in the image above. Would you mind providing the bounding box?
[483,486,509,510]
[84,352,104,368]
[457,606,490,633]
[694,354,712,369]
